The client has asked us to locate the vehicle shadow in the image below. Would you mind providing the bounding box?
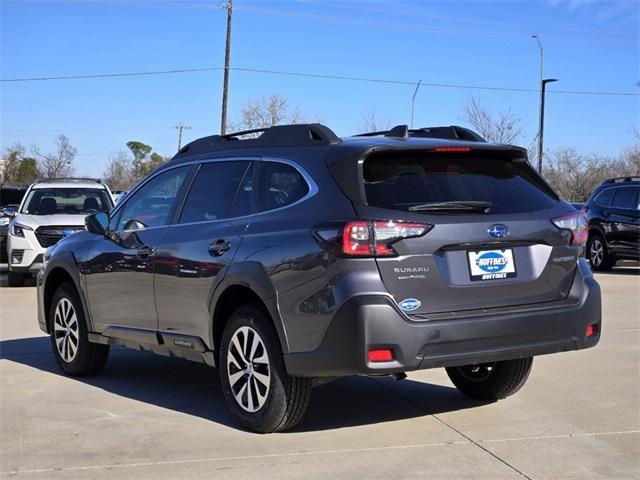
[1,336,486,433]
[594,266,640,276]
[0,265,37,287]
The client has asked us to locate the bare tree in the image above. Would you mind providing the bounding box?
[103,151,134,190]
[232,94,302,133]
[463,96,522,144]
[33,135,77,178]
[1,143,26,183]
[360,109,393,133]
[542,149,620,202]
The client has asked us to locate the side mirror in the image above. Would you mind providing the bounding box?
[85,212,110,235]
[3,207,17,218]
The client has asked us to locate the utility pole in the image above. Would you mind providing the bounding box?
[174,122,192,150]
[411,79,422,129]
[220,0,233,135]
[537,78,558,173]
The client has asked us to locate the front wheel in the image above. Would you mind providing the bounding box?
[219,305,312,433]
[49,282,110,376]
[446,357,533,401]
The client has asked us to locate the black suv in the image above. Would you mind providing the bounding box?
[37,124,601,433]
[585,176,640,271]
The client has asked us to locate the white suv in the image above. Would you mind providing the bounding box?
[6,178,114,286]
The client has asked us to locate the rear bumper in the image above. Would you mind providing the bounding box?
[284,267,601,377]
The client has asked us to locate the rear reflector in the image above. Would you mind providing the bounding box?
[586,324,600,337]
[433,146,471,152]
[368,349,393,362]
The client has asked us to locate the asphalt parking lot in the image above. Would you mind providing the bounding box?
[1,266,638,479]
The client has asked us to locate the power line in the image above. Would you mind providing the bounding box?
[2,66,638,97]
[0,67,221,82]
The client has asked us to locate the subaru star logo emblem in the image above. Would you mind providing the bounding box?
[487,224,510,239]
[62,228,75,236]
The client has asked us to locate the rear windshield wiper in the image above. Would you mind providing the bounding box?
[406,201,492,213]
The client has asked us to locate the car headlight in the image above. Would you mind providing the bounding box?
[0,217,9,226]
[10,223,33,237]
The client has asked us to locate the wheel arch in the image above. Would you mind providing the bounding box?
[42,260,91,334]
[209,262,288,360]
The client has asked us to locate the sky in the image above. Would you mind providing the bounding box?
[1,0,639,176]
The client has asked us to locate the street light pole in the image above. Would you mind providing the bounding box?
[531,34,544,171]
[538,78,558,173]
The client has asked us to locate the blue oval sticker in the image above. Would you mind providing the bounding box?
[399,298,421,311]
[475,251,508,273]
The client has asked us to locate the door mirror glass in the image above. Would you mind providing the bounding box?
[85,212,110,235]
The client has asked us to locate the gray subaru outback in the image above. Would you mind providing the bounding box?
[37,124,601,433]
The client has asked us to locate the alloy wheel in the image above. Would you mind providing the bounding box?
[53,298,79,363]
[226,326,271,413]
[590,239,603,267]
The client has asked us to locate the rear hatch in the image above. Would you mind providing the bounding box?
[351,148,580,316]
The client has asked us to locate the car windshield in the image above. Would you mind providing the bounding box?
[20,188,113,215]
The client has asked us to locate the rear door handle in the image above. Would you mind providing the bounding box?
[137,245,154,259]
[209,239,231,256]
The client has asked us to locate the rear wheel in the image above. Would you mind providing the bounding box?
[446,357,533,400]
[219,305,312,433]
[7,270,26,287]
[49,282,109,376]
[588,233,615,271]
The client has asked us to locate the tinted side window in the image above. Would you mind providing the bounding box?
[258,162,309,212]
[180,161,251,223]
[611,187,637,210]
[594,188,615,207]
[114,166,189,230]
[228,163,254,218]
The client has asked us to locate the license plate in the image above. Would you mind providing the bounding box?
[468,249,516,281]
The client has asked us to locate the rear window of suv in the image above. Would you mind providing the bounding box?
[363,151,558,214]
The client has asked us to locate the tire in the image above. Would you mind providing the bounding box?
[446,357,533,401]
[49,282,109,376]
[7,270,25,287]
[219,304,312,433]
[587,233,615,271]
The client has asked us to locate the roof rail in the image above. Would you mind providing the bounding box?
[174,123,341,158]
[36,177,103,184]
[354,125,485,142]
[603,176,640,184]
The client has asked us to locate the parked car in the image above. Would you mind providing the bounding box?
[1,184,27,263]
[585,176,640,270]
[36,124,601,433]
[111,190,128,205]
[7,178,114,286]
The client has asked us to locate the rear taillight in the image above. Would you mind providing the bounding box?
[551,211,588,246]
[342,220,432,257]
